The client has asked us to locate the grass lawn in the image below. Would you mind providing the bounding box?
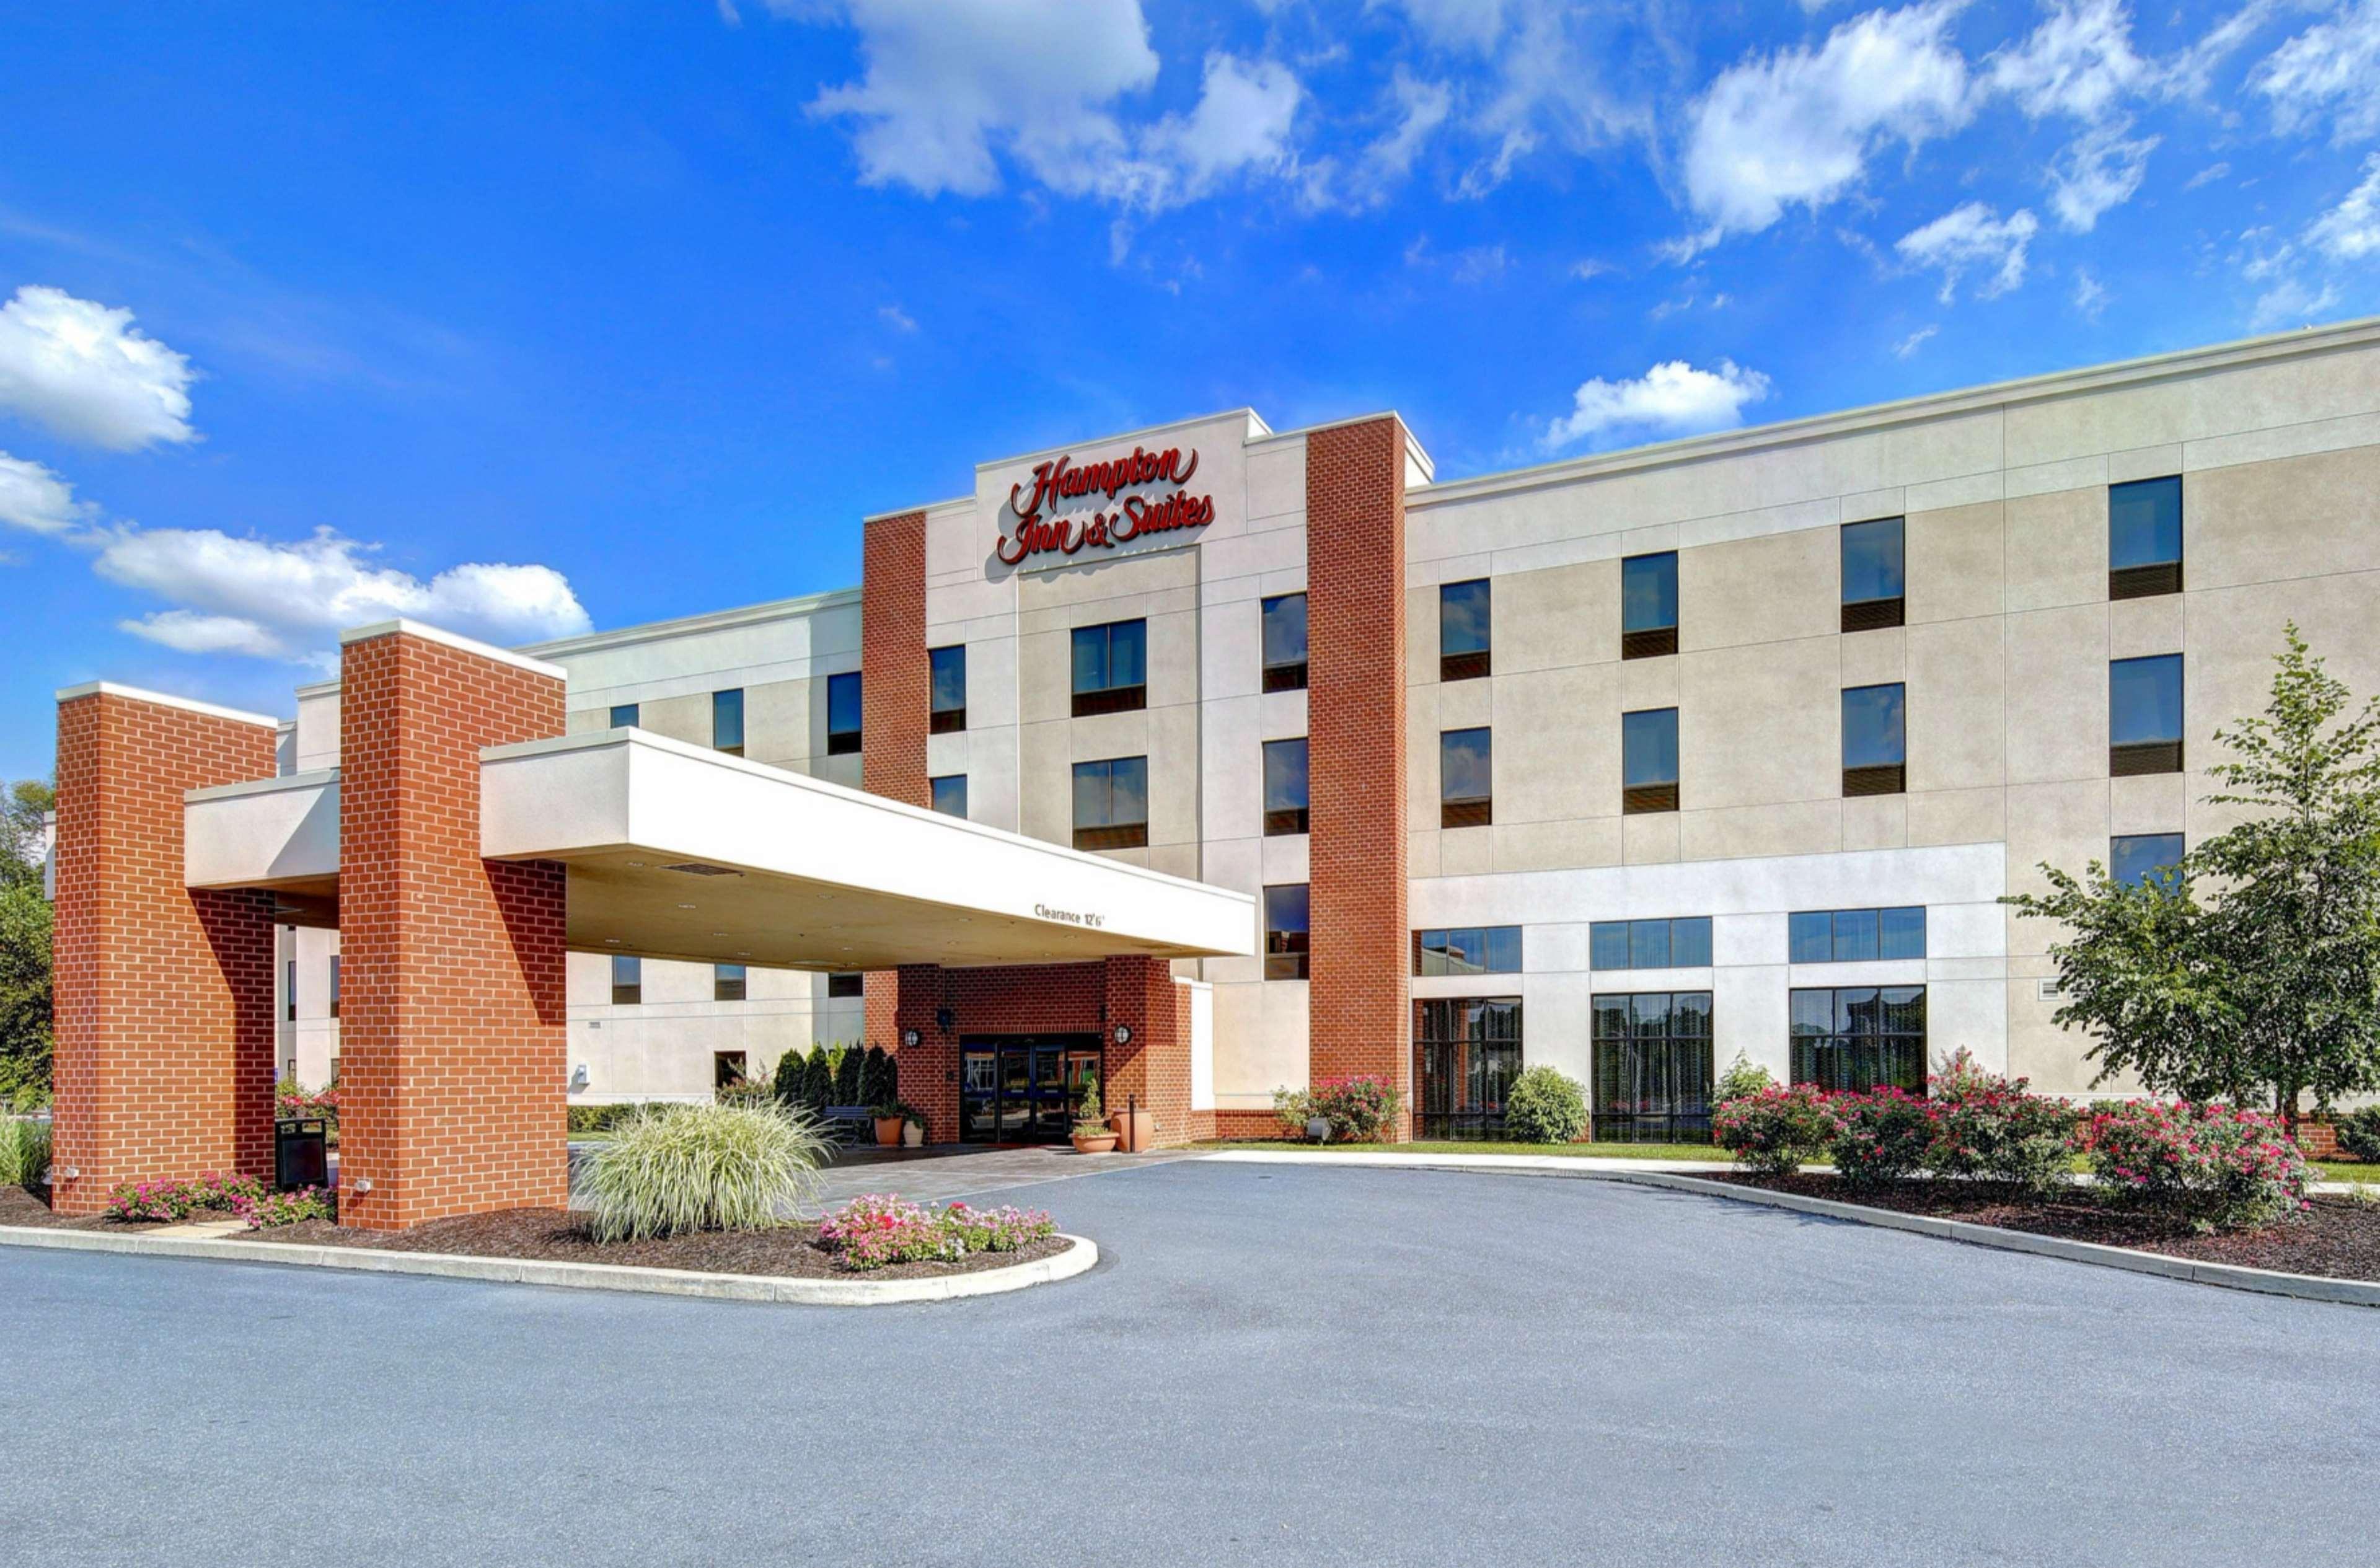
[1194,1140,1737,1162]
[2314,1159,2380,1184]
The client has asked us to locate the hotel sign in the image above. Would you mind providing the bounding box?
[997,444,1216,569]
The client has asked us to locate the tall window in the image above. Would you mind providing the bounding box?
[2111,832,2184,889]
[1841,517,1906,632]
[1622,707,1679,813]
[1440,578,1492,681]
[2110,654,2183,775]
[609,702,639,729]
[1791,985,1926,1093]
[328,956,341,1020]
[1263,737,1309,835]
[1072,755,1150,850]
[610,954,642,1006]
[1414,927,1522,976]
[1414,997,1522,1140]
[1593,992,1714,1143]
[1621,551,1679,659]
[1791,907,1927,962]
[930,774,969,818]
[826,671,863,755]
[286,958,297,1023]
[827,972,863,998]
[713,1051,748,1089]
[1440,727,1492,828]
[929,646,967,734]
[714,963,747,1003]
[1072,619,1147,716]
[1261,593,1308,692]
[1264,884,1310,980]
[712,689,744,757]
[1590,917,1712,969]
[1843,682,1906,796]
[2109,475,2183,599]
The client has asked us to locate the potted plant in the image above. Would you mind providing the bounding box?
[871,1101,905,1147]
[898,1104,927,1148]
[1109,1090,1156,1153]
[1070,1072,1117,1155]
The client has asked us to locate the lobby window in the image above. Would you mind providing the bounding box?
[286,958,297,1023]
[1072,755,1149,850]
[929,646,967,734]
[1621,551,1679,659]
[328,956,340,1020]
[827,671,863,755]
[713,1050,748,1090]
[1261,592,1308,692]
[610,954,641,1006]
[1440,578,1492,682]
[1414,925,1522,977]
[1791,907,1927,963]
[1841,517,1906,632]
[1593,992,1714,1143]
[1440,727,1492,829]
[712,689,744,757]
[1072,619,1147,717]
[609,703,639,729]
[2112,832,2185,889]
[714,963,747,1003]
[1414,997,1522,1140]
[2110,654,2183,775]
[1264,883,1311,980]
[827,972,863,998]
[930,774,969,819]
[1843,682,1906,796]
[1792,985,1926,1093]
[1590,917,1712,970]
[1622,707,1679,814]
[1263,737,1309,835]
[2109,475,2183,599]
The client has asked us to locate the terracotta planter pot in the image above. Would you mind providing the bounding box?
[1109,1109,1156,1152]
[874,1117,904,1147]
[1071,1131,1119,1154]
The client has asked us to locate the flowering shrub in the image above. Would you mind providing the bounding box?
[2080,1100,2311,1232]
[1501,1066,1588,1144]
[1712,1052,1777,1107]
[239,1186,335,1228]
[938,1200,1057,1254]
[103,1172,267,1222]
[274,1080,340,1121]
[815,1192,1057,1271]
[1830,1088,1936,1187]
[1926,1051,2079,1195]
[1273,1075,1404,1143]
[1714,1084,1841,1176]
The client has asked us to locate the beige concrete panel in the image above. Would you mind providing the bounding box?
[1906,786,2006,849]
[1147,842,1199,879]
[1928,979,2009,1073]
[1905,501,2005,624]
[1491,816,1623,873]
[1408,829,1442,878]
[1879,407,2004,490]
[1906,470,2004,515]
[2187,575,2380,736]
[1499,558,1617,674]
[2004,488,2105,612]
[1623,810,1681,865]
[1843,487,1905,523]
[1842,793,1907,852]
[1619,652,1680,710]
[1406,583,1439,688]
[2003,778,2110,948]
[2188,446,2380,591]
[1440,824,1496,876]
[1678,526,1835,651]
[638,692,714,748]
[1680,799,1842,861]
[813,753,863,791]
[1211,977,1310,1100]
[2004,604,2108,784]
[1146,608,1200,712]
[2109,444,2184,485]
[1245,438,1307,522]
[2109,771,2187,837]
[2108,591,2184,661]
[1066,706,1153,763]
[1905,617,2006,792]
[1494,663,1620,824]
[1016,718,1072,846]
[1147,701,1201,847]
[1258,832,1310,886]
[1201,594,1261,703]
[743,677,811,770]
[568,708,610,736]
[1018,627,1070,725]
[1438,673,1492,729]
[1679,638,1840,809]
[1838,627,1905,689]
[1017,546,1200,615]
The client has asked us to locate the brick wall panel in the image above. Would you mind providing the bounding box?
[861,509,930,1050]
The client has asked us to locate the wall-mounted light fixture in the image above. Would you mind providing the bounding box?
[352,1177,374,1194]
[570,1064,589,1089]
[901,1029,921,1049]
[1114,1024,1133,1046]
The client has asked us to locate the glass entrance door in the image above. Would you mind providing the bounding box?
[958,1036,1103,1144]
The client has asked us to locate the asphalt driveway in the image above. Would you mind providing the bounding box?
[5,1159,2374,1567]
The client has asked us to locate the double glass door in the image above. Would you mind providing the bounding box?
[959,1037,1103,1144]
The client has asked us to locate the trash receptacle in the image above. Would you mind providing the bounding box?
[275,1117,329,1191]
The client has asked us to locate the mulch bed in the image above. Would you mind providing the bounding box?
[1706,1173,2380,1284]
[0,1185,244,1232]
[242,1206,1071,1281]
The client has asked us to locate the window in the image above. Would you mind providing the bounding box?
[930,774,969,818]
[2112,832,2185,889]
[1414,926,1523,976]
[2110,653,2183,775]
[609,703,639,729]
[826,671,862,755]
[610,954,641,1006]
[1264,884,1311,980]
[328,956,340,1021]
[1439,578,1491,681]
[1843,683,1905,796]
[1790,907,1928,963]
[712,689,744,757]
[2109,475,2183,599]
[714,963,747,1003]
[1622,708,1679,813]
[1440,727,1492,828]
[1263,737,1309,835]
[286,958,296,1023]
[1590,917,1712,970]
[1261,593,1308,692]
[1072,619,1147,716]
[1414,997,1522,1140]
[827,972,863,998]
[929,646,967,734]
[1072,755,1150,850]
[713,1050,748,1089]
[1621,552,1678,659]
[1792,986,1926,1093]
[1593,992,1714,1143]
[1841,517,1906,632]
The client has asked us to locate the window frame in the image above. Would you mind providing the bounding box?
[1439,578,1492,682]
[928,645,967,734]
[826,671,863,755]
[1261,592,1308,693]
[1621,707,1680,814]
[827,971,863,999]
[1263,736,1310,837]
[1592,990,1715,1143]
[1413,996,1524,1140]
[711,689,744,757]
[1439,726,1493,829]
[609,702,639,729]
[1589,916,1712,971]
[1791,985,1927,1093]
[1071,755,1150,851]
[1413,926,1523,977]
[2109,475,2184,599]
[1842,682,1907,796]
[328,955,340,1021]
[2110,653,2184,776]
[1840,516,1906,632]
[1071,619,1148,717]
[1264,883,1311,980]
[610,953,642,1007]
[1789,906,1928,964]
[1620,551,1679,659]
[2111,832,2185,889]
[930,773,969,819]
[713,962,747,1003]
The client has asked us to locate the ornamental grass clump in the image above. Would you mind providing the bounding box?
[580,1101,827,1243]
[1501,1065,1588,1144]
[2080,1099,2311,1233]
[0,1116,50,1190]
[1713,1083,1841,1176]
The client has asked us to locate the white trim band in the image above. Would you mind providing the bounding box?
[53,682,282,729]
[338,619,569,681]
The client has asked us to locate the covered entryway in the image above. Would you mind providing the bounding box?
[959,1036,1101,1144]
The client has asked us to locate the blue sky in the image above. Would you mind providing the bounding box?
[2,0,2377,782]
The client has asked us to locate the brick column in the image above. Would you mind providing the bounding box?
[49,687,280,1214]
[861,509,930,1054]
[337,625,568,1231]
[891,963,955,1143]
[1102,956,1190,1147]
[1306,418,1413,1138]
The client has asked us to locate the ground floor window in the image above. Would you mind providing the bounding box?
[1414,997,1521,1140]
[959,1037,1103,1145]
[1790,985,1927,1093]
[713,1050,747,1089]
[1592,992,1714,1143]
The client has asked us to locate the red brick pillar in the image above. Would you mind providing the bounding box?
[48,686,280,1214]
[1102,956,1190,1147]
[1307,418,1413,1139]
[892,963,956,1143]
[861,509,930,1055]
[337,625,568,1231]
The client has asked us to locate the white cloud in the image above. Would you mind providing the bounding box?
[1897,202,2039,301]
[2184,161,2231,190]
[1680,2,1972,240]
[1569,257,1618,281]
[2254,0,2380,141]
[121,609,289,658]
[0,452,94,534]
[1893,324,1939,357]
[2048,119,2158,231]
[1451,244,1510,283]
[2074,267,2109,318]
[1986,0,2148,121]
[2250,274,2341,330]
[877,303,917,332]
[2307,154,2380,263]
[2162,0,2286,101]
[1541,359,1772,452]
[0,286,196,451]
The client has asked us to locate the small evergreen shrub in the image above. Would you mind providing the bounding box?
[771,1049,803,1107]
[1712,1052,1776,1107]
[2334,1105,2380,1163]
[579,1102,828,1241]
[1925,1050,2079,1194]
[860,1046,894,1110]
[1501,1065,1588,1144]
[567,1103,650,1135]
[1830,1088,1936,1186]
[0,1117,50,1189]
[2079,1100,2311,1233]
[1713,1083,1841,1176]
[801,1047,833,1111]
[832,1045,864,1106]
[1272,1074,1404,1142]
[1072,1070,1106,1136]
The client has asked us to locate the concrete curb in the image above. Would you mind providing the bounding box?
[1199,1150,2380,1309]
[0,1224,1098,1306]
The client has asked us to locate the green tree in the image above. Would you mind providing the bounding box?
[0,883,53,1103]
[800,1046,832,1111]
[2005,627,2380,1134]
[1,778,55,890]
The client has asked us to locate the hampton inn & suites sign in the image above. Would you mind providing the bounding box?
[996,444,1216,568]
